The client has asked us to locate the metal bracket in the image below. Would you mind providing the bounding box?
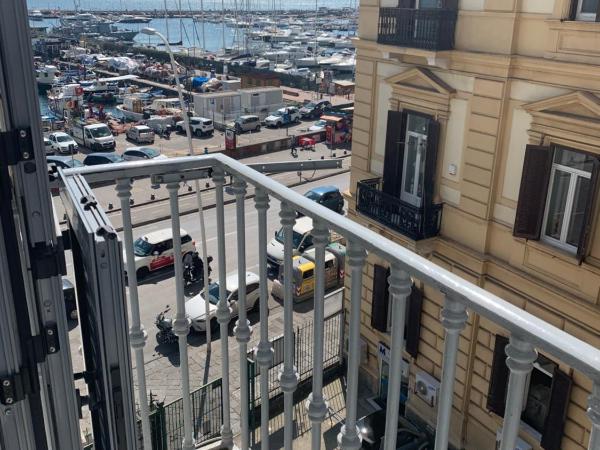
[0,324,59,405]
[0,127,35,167]
[30,241,66,280]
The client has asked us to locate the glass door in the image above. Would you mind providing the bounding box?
[401,130,427,207]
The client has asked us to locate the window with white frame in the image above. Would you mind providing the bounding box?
[541,148,595,252]
[576,0,599,20]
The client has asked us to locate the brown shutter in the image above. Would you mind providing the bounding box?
[540,368,573,450]
[596,0,600,21]
[371,264,390,332]
[513,145,553,240]
[486,334,509,416]
[569,0,579,19]
[405,284,423,358]
[577,158,600,264]
[423,118,440,208]
[383,110,408,197]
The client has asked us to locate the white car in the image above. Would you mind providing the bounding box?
[176,117,214,137]
[126,125,155,144]
[309,119,327,132]
[264,107,301,128]
[48,131,79,155]
[44,136,53,155]
[158,272,261,333]
[122,146,168,161]
[125,228,196,278]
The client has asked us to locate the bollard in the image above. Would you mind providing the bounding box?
[129,199,134,206]
[188,186,193,192]
[205,182,210,189]
[108,203,114,210]
[150,194,155,201]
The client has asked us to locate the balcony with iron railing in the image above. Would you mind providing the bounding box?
[53,153,600,450]
[377,7,458,51]
[356,178,442,241]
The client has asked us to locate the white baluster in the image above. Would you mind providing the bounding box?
[588,381,600,450]
[382,265,412,450]
[233,178,252,450]
[338,240,366,450]
[279,201,299,450]
[166,181,195,450]
[213,166,234,448]
[434,294,468,450]
[115,179,152,450]
[306,220,330,450]
[499,336,537,450]
[253,189,273,450]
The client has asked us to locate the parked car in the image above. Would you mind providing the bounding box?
[62,277,78,320]
[126,125,155,144]
[176,117,214,137]
[156,271,260,337]
[234,115,261,133]
[44,136,54,155]
[300,100,332,119]
[304,186,344,214]
[264,107,300,128]
[46,155,84,169]
[48,131,79,155]
[125,228,196,279]
[82,153,125,166]
[308,119,327,132]
[122,146,168,161]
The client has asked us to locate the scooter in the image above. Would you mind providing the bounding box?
[183,253,213,286]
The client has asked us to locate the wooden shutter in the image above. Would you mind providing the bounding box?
[371,264,390,332]
[382,110,408,197]
[486,334,510,416]
[596,0,600,22]
[569,0,579,20]
[513,145,553,240]
[577,158,600,264]
[422,118,441,209]
[405,284,423,358]
[397,0,416,7]
[540,368,572,450]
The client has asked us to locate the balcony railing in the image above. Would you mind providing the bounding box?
[57,154,600,450]
[377,7,458,51]
[356,178,442,240]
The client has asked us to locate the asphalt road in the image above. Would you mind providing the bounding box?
[66,171,349,365]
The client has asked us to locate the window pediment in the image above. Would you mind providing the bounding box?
[523,91,600,124]
[385,68,455,97]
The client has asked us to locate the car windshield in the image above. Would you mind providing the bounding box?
[106,154,123,163]
[67,159,83,168]
[275,228,304,248]
[271,111,283,117]
[305,190,321,201]
[56,135,72,142]
[143,148,160,158]
[89,127,111,138]
[133,238,153,256]
[305,102,316,109]
[206,283,231,305]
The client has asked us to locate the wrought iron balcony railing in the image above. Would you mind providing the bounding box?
[57,154,600,450]
[356,178,442,240]
[377,7,458,51]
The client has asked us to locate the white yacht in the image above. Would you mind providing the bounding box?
[36,65,60,87]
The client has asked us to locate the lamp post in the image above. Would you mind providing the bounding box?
[141,28,213,354]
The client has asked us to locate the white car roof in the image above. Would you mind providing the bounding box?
[50,131,71,138]
[215,271,260,292]
[138,228,189,244]
[293,216,313,235]
[134,125,151,130]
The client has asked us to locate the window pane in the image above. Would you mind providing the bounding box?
[554,148,594,173]
[404,135,419,195]
[580,0,598,13]
[566,176,591,247]
[545,170,571,241]
[407,114,428,135]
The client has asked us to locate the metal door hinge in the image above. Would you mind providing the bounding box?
[0,127,35,167]
[30,241,66,279]
[0,324,59,405]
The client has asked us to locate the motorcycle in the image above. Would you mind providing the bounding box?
[155,307,178,345]
[183,253,213,286]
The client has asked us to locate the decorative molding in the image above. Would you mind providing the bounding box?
[384,67,456,96]
[523,91,600,119]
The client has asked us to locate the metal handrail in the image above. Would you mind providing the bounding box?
[61,153,600,380]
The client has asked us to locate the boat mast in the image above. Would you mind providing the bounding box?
[201,0,206,53]
[314,0,318,64]
[164,0,170,42]
[221,0,225,54]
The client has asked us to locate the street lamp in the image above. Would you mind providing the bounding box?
[141,27,213,353]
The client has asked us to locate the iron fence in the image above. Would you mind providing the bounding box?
[147,378,223,450]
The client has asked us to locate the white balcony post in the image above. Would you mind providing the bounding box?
[338,240,366,450]
[115,179,152,450]
[233,177,252,450]
[588,381,600,450]
[434,294,468,450]
[382,265,412,450]
[499,336,537,450]
[253,189,273,450]
[306,220,330,450]
[213,166,234,448]
[167,181,195,450]
[279,201,299,450]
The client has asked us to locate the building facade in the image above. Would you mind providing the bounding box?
[346,0,600,449]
